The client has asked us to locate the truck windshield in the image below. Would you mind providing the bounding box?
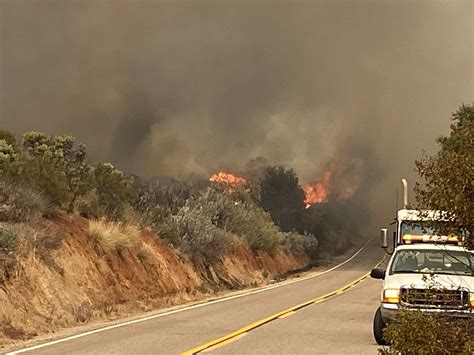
[390,249,473,276]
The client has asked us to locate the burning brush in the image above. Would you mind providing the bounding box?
[304,157,364,208]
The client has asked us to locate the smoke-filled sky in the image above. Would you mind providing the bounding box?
[0,0,472,226]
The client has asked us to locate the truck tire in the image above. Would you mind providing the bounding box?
[373,307,388,345]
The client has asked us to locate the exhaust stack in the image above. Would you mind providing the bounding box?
[401,178,408,208]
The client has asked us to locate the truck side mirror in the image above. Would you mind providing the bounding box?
[380,228,388,248]
[370,268,386,280]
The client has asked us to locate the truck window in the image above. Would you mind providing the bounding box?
[390,249,473,276]
[400,222,435,237]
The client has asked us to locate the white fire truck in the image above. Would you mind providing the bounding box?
[371,179,473,345]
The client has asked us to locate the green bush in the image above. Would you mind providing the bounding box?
[73,189,105,218]
[380,309,473,354]
[174,205,230,262]
[148,212,181,247]
[0,180,52,223]
[280,231,318,259]
[132,175,206,214]
[94,163,137,220]
[1,131,140,221]
[185,187,282,255]
[168,187,317,260]
[0,226,19,254]
[224,201,281,255]
[0,139,19,178]
[20,132,95,211]
[0,130,17,147]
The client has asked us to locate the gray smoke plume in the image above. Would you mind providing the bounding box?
[0,1,472,227]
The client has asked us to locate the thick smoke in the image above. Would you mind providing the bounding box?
[0,1,472,227]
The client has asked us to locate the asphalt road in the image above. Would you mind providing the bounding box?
[11,240,384,355]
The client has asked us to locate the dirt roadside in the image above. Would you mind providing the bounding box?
[1,234,367,354]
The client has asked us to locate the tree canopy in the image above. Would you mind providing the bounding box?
[415,104,473,248]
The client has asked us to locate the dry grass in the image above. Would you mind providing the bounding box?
[88,220,116,254]
[137,242,155,265]
[88,220,140,256]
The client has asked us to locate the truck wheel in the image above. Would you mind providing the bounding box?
[373,307,388,345]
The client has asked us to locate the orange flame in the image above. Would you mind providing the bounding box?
[304,171,332,207]
[209,172,247,187]
[304,158,364,208]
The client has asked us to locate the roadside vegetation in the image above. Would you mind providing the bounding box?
[415,104,473,248]
[379,310,473,354]
[0,130,336,267]
[88,219,139,256]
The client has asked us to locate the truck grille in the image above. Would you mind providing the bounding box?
[400,287,470,309]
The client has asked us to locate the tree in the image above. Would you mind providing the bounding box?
[415,104,473,248]
[259,166,305,232]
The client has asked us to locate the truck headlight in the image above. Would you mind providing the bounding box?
[470,293,474,308]
[383,289,400,304]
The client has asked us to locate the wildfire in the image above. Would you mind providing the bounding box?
[209,172,247,187]
[304,171,332,207]
[304,158,364,209]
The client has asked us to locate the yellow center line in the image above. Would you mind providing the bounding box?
[201,333,247,352]
[278,311,296,319]
[180,255,386,355]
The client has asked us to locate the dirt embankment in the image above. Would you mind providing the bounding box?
[0,216,308,346]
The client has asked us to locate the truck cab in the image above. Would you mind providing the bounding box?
[370,181,473,345]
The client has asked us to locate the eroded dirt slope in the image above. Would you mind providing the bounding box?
[0,216,308,346]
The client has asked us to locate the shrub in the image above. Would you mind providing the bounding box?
[94,163,137,220]
[0,180,52,223]
[177,187,282,256]
[132,176,195,214]
[172,187,318,258]
[20,132,94,211]
[303,203,346,260]
[152,213,181,247]
[0,225,19,254]
[174,206,230,262]
[73,189,105,218]
[280,231,319,259]
[0,130,17,147]
[223,200,281,255]
[380,309,473,354]
[137,242,155,264]
[0,139,19,178]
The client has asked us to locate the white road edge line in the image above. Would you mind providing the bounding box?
[8,239,372,354]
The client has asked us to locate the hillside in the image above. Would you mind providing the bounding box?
[0,215,308,346]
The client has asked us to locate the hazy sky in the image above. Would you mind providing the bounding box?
[1,0,472,226]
